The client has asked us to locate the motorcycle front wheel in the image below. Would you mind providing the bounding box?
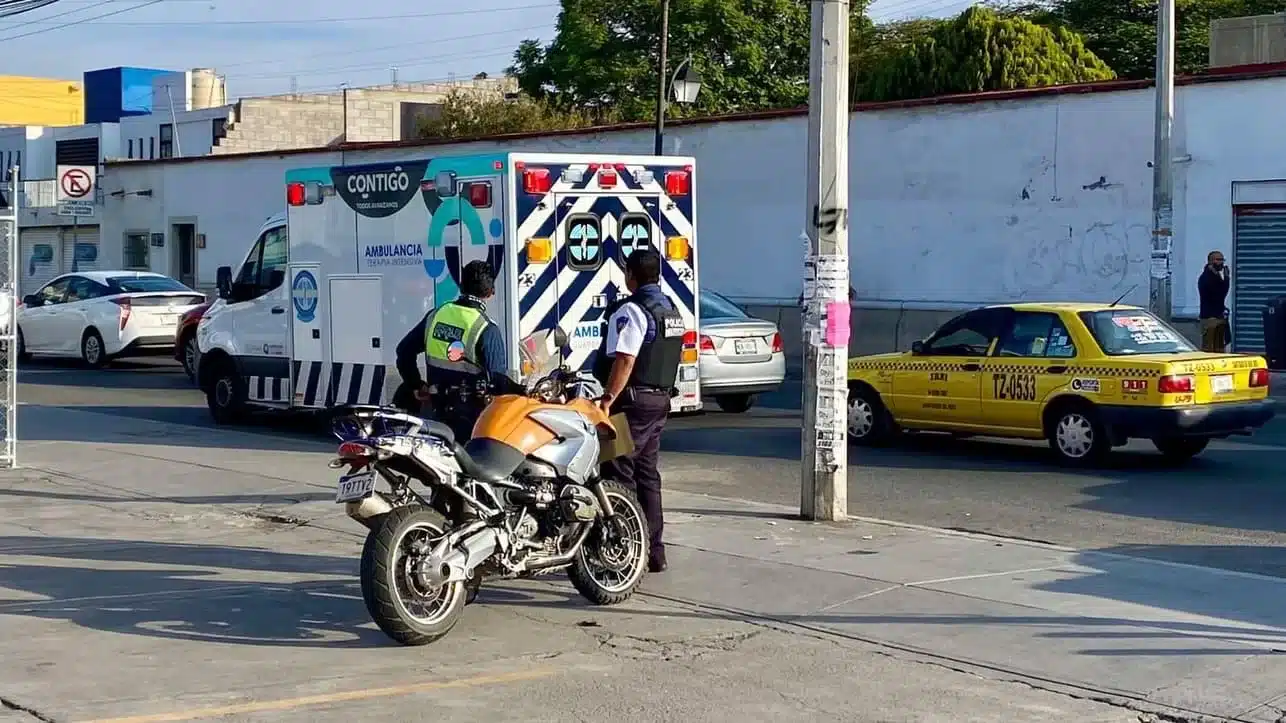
[568,481,650,605]
[360,505,467,646]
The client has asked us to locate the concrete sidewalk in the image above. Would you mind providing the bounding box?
[5,403,1286,721]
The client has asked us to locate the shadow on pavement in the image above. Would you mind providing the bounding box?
[0,536,389,649]
[0,487,333,507]
[19,358,191,392]
[18,404,332,453]
[3,534,1284,660]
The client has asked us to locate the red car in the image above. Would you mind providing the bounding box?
[174,301,211,382]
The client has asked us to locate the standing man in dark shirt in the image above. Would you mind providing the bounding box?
[394,260,512,440]
[593,250,685,573]
[1198,250,1231,353]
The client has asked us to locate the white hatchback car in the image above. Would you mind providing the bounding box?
[17,271,206,368]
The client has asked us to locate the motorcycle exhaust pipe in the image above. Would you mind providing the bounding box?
[345,492,394,529]
[523,522,594,571]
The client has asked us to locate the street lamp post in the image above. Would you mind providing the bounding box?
[653,25,703,152]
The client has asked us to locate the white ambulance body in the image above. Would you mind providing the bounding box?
[196,151,703,421]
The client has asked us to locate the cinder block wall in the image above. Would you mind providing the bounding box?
[741,304,1203,379]
[211,78,518,155]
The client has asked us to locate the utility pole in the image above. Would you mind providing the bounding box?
[800,0,850,522]
[1149,0,1175,320]
[654,0,671,156]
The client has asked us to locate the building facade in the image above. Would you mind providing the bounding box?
[93,66,1286,358]
[3,67,517,298]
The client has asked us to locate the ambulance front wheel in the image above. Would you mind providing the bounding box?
[206,358,248,425]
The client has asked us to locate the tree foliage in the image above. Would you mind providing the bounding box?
[991,0,1286,79]
[413,90,620,140]
[509,0,868,121]
[860,6,1115,102]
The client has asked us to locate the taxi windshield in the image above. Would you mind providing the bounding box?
[1078,309,1197,355]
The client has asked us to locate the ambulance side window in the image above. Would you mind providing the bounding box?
[234,226,287,299]
[259,226,288,290]
[618,213,652,261]
[235,235,264,287]
[565,214,602,271]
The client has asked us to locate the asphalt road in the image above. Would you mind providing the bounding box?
[18,358,1286,578]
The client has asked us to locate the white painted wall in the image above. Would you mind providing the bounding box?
[99,73,1286,318]
[100,150,338,277]
[117,105,233,161]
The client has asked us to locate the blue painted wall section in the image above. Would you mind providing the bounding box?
[82,66,175,123]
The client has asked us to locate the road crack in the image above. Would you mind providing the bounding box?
[1,696,59,722]
[593,630,761,661]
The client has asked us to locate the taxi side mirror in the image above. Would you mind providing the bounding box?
[910,340,925,355]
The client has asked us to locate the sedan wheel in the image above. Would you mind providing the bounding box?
[848,395,875,439]
[182,336,199,382]
[1048,407,1109,465]
[847,387,894,446]
[81,330,109,369]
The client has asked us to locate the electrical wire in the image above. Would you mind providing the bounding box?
[0,0,164,40]
[0,0,111,29]
[2,2,557,26]
[869,0,972,19]
[228,27,551,82]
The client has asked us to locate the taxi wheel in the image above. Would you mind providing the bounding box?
[1152,437,1209,463]
[848,386,894,446]
[1047,404,1110,465]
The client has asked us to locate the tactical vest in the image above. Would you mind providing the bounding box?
[593,285,685,390]
[424,301,489,376]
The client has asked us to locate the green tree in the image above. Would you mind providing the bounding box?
[992,0,1286,79]
[860,5,1115,102]
[509,0,868,121]
[413,90,620,141]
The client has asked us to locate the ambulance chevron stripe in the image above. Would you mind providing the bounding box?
[325,363,387,407]
[292,360,327,407]
[247,375,289,403]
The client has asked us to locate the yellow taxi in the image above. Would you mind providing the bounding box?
[846,303,1275,465]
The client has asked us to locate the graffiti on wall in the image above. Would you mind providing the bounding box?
[1002,219,1149,299]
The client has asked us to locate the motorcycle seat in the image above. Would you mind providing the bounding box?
[417,419,457,445]
[454,437,526,483]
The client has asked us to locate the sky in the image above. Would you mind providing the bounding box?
[0,0,975,101]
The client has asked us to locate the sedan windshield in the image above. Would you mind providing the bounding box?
[1078,309,1197,355]
[107,276,192,293]
[700,290,748,320]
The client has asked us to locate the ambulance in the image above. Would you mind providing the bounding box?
[195,152,703,424]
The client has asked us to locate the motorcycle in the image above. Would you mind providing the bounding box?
[328,328,648,647]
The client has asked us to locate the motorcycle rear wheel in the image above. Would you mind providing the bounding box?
[568,481,650,605]
[360,505,467,646]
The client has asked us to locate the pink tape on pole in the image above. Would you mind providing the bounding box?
[825,301,850,347]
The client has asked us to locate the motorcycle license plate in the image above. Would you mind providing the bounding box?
[335,470,376,503]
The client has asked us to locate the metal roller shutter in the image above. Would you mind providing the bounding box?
[19,226,61,296]
[1232,207,1286,353]
[61,226,100,275]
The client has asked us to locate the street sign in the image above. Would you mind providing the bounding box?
[57,202,94,218]
[56,165,95,203]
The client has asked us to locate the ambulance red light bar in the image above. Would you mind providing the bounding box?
[665,167,691,196]
[286,181,325,206]
[597,167,618,188]
[522,167,552,194]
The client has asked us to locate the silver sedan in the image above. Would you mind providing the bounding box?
[698,290,786,412]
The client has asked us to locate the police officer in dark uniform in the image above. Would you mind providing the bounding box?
[394,260,513,440]
[593,249,685,573]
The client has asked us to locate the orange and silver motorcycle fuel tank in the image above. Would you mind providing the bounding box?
[471,396,607,485]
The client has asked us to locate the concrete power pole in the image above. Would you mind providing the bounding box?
[800,0,850,522]
[1149,0,1176,320]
